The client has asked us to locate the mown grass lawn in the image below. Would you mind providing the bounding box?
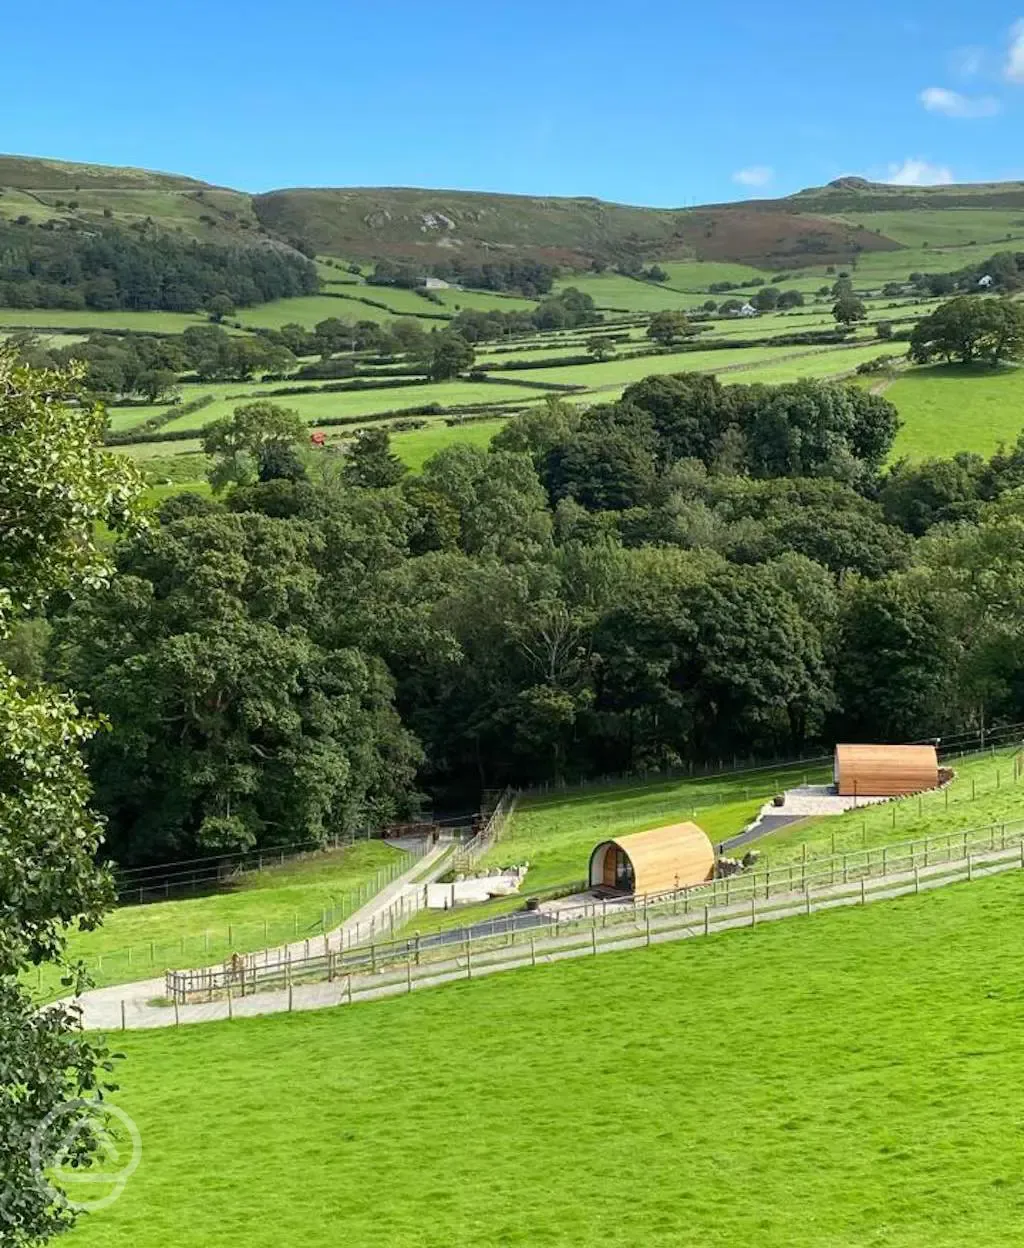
[36,840,405,998]
[886,363,1024,460]
[68,866,1024,1248]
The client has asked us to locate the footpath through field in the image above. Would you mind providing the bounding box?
[60,841,453,1031]
[63,826,1024,1031]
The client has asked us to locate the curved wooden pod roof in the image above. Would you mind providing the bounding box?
[590,822,715,896]
[834,744,939,797]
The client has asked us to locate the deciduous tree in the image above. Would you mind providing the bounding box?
[0,347,141,1244]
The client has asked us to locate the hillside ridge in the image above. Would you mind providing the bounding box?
[3,151,1024,269]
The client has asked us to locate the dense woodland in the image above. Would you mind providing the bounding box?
[0,359,1020,870]
[0,219,318,311]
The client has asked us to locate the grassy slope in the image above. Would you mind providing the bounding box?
[389,417,511,471]
[42,841,405,996]
[68,865,1024,1248]
[483,765,829,894]
[0,308,217,333]
[719,343,894,386]
[524,341,893,393]
[830,208,1024,249]
[757,746,1024,864]
[553,272,708,312]
[886,364,1024,461]
[158,381,548,432]
[419,747,1023,939]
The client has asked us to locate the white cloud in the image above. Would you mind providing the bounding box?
[732,165,774,188]
[920,86,1000,117]
[885,158,955,186]
[1007,19,1024,82]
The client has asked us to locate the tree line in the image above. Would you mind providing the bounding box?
[0,219,318,312]
[5,364,1020,873]
[449,288,601,342]
[367,257,558,297]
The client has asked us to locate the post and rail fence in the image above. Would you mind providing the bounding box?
[451,787,519,874]
[165,810,1024,1007]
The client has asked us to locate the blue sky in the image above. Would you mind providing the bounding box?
[4,1,1024,204]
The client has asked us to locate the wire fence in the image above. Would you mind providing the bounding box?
[61,840,435,989]
[165,809,1024,1005]
[514,722,1024,802]
[90,734,1024,999]
[750,740,1024,868]
[452,788,518,873]
[112,815,473,904]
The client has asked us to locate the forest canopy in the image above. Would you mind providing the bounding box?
[0,219,318,312]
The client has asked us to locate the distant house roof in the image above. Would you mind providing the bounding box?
[739,302,758,316]
[978,274,994,287]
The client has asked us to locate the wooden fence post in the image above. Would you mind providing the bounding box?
[121,1000,126,1031]
[750,896,756,927]
[530,936,537,967]
[967,853,973,883]
[227,986,233,1021]
[406,958,413,993]
[703,905,709,937]
[591,917,598,956]
[465,935,472,980]
[914,865,920,894]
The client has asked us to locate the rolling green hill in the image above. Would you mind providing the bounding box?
[7,154,1024,275]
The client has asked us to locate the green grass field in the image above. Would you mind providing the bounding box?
[758,747,1024,864]
[722,343,896,387]
[885,364,1024,460]
[518,344,833,391]
[38,840,406,997]
[67,862,1024,1248]
[483,764,827,894]
[389,417,511,470]
[414,746,1023,941]
[157,381,549,432]
[552,272,707,312]
[0,307,217,334]
[832,208,1024,250]
[657,259,772,289]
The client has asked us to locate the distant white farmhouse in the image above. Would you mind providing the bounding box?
[978,274,994,289]
[424,276,452,290]
[738,302,759,317]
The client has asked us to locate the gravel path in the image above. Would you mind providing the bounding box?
[55,842,453,1029]
[58,841,1024,1032]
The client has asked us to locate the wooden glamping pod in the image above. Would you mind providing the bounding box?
[588,823,715,897]
[834,743,939,798]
